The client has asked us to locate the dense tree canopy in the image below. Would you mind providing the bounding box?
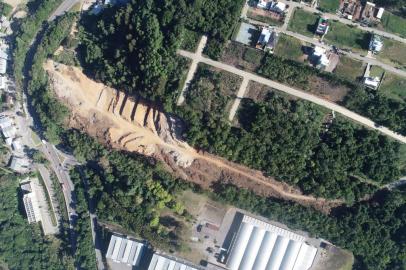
[78,0,244,102]
[178,92,401,201]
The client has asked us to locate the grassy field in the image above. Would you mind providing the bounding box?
[288,8,319,37]
[324,21,369,52]
[247,10,283,26]
[274,34,304,61]
[380,72,406,102]
[380,12,406,38]
[318,0,339,12]
[378,38,406,69]
[369,65,384,78]
[334,56,364,82]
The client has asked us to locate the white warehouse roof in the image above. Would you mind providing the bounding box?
[106,234,144,267]
[148,254,199,270]
[226,215,317,270]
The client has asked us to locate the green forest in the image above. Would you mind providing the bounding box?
[63,129,189,251]
[78,0,243,104]
[8,0,406,269]
[178,89,402,202]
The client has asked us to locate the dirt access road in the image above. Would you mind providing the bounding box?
[45,60,342,212]
[178,48,406,144]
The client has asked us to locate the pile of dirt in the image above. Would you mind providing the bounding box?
[45,60,342,213]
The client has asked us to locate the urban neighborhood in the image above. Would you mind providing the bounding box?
[0,0,405,269]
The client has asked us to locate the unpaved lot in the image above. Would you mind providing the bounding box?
[45,60,342,213]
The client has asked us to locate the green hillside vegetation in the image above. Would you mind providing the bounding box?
[0,174,74,269]
[79,0,244,105]
[64,130,190,251]
[177,92,401,202]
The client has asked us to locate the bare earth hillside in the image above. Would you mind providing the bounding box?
[45,60,342,212]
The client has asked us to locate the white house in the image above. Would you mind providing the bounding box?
[257,0,268,9]
[312,46,330,69]
[369,34,383,53]
[256,27,279,53]
[269,1,287,13]
[376,7,385,20]
[0,58,7,74]
[364,76,380,90]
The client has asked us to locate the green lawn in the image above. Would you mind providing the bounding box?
[380,72,406,102]
[318,0,340,12]
[378,38,406,69]
[274,34,304,61]
[287,8,319,37]
[324,21,369,52]
[369,65,384,78]
[334,56,364,81]
[380,12,406,38]
[247,10,283,26]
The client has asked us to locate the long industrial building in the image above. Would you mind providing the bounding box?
[226,215,318,270]
[106,234,145,268]
[148,254,200,270]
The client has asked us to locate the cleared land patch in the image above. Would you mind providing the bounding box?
[379,12,406,38]
[334,56,364,82]
[324,21,369,52]
[287,8,318,37]
[378,38,406,69]
[274,34,305,61]
[220,41,264,71]
[318,0,339,12]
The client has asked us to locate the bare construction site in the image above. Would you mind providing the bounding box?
[45,60,342,212]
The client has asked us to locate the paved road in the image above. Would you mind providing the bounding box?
[178,49,406,143]
[48,0,80,21]
[177,35,207,105]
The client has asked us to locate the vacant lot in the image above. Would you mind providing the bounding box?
[380,72,406,102]
[308,75,352,102]
[274,34,305,61]
[318,0,339,12]
[378,38,406,69]
[288,8,318,37]
[369,65,384,78]
[180,29,201,52]
[220,41,264,71]
[379,12,406,38]
[324,22,369,52]
[334,56,364,82]
[184,63,243,116]
[247,8,284,26]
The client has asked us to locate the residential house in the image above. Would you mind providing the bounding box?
[316,17,329,35]
[256,27,279,53]
[312,46,330,69]
[364,76,380,90]
[369,34,383,53]
[269,1,287,14]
